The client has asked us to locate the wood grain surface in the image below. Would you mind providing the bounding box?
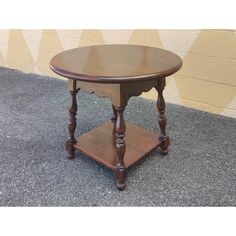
[50,44,182,83]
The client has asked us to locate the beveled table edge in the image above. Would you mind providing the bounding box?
[49,44,183,83]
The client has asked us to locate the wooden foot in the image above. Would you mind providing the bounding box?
[159,137,170,155]
[66,80,79,159]
[114,106,127,190]
[155,78,170,155]
[116,163,126,190]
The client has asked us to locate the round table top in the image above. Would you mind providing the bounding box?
[50,44,182,83]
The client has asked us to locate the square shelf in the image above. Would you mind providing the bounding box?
[74,121,161,170]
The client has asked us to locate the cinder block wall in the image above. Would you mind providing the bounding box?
[0,29,235,118]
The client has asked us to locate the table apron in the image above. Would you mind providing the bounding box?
[68,79,161,107]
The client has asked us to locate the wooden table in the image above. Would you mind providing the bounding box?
[50,44,182,190]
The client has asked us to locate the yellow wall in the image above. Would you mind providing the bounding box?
[0,29,235,118]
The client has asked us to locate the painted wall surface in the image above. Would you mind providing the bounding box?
[0,29,235,118]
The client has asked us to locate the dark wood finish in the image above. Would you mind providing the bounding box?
[111,104,117,123]
[66,80,79,159]
[114,106,126,190]
[74,121,161,170]
[50,44,182,83]
[155,78,169,155]
[50,44,183,190]
[68,78,158,107]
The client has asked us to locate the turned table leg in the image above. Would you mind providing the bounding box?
[111,104,118,123]
[66,82,79,159]
[114,106,127,190]
[111,104,118,139]
[155,78,170,155]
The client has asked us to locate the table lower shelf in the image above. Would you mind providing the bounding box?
[74,121,161,171]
